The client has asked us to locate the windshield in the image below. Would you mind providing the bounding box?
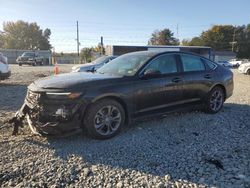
[91,56,109,65]
[97,52,155,76]
[22,52,35,57]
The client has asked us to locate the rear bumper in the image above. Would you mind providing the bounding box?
[0,71,11,79]
[225,78,234,99]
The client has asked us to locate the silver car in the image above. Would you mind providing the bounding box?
[72,55,117,73]
[0,52,11,80]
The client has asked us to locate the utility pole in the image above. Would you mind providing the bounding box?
[100,36,103,55]
[76,21,79,57]
[231,26,237,52]
[176,24,179,43]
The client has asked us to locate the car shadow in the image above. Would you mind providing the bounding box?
[0,85,27,111]
[23,102,250,186]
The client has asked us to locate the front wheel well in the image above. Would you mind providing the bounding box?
[83,96,130,126]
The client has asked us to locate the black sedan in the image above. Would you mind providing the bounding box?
[14,51,234,139]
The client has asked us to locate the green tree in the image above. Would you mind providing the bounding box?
[181,37,204,46]
[93,43,105,55]
[148,29,179,45]
[235,24,250,58]
[0,20,51,50]
[0,31,4,48]
[182,24,250,58]
[200,25,235,51]
[80,47,93,63]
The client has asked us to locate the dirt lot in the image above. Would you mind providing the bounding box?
[0,64,250,188]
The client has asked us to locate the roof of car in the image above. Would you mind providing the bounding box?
[123,50,203,57]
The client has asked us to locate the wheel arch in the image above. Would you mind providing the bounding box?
[210,84,227,101]
[246,67,250,74]
[83,95,130,126]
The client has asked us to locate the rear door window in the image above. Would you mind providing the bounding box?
[146,54,178,74]
[180,54,205,72]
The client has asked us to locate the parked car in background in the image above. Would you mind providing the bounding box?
[217,61,232,68]
[14,51,233,139]
[16,52,44,66]
[71,55,117,72]
[0,52,11,80]
[238,61,250,75]
[229,59,249,68]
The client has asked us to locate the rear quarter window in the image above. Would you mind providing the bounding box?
[203,59,217,70]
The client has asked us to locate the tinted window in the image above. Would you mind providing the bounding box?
[205,59,217,70]
[146,54,177,74]
[180,54,205,72]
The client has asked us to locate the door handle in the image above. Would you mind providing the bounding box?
[172,77,182,83]
[204,74,211,79]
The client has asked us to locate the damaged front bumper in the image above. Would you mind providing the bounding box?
[9,89,86,136]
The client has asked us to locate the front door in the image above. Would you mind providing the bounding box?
[133,54,183,116]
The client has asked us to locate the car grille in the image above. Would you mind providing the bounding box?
[26,90,41,107]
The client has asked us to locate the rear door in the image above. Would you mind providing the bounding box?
[178,54,213,102]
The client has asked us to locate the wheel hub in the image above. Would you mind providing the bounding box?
[94,105,121,136]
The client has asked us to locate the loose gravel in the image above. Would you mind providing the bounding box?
[0,65,250,188]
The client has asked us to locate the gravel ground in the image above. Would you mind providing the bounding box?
[0,65,250,188]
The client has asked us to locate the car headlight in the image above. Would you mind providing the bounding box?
[46,92,82,100]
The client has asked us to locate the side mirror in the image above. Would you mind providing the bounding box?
[141,69,161,78]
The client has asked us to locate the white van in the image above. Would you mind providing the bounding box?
[0,52,11,80]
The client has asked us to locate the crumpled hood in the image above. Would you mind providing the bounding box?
[33,72,121,89]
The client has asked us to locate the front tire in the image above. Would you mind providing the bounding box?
[204,86,225,114]
[84,99,125,139]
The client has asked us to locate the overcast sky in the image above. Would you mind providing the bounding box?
[0,0,249,52]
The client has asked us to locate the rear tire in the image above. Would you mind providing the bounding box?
[84,99,125,139]
[204,86,225,114]
[19,63,22,66]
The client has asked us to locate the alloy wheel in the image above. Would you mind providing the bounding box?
[209,89,223,112]
[94,105,122,136]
